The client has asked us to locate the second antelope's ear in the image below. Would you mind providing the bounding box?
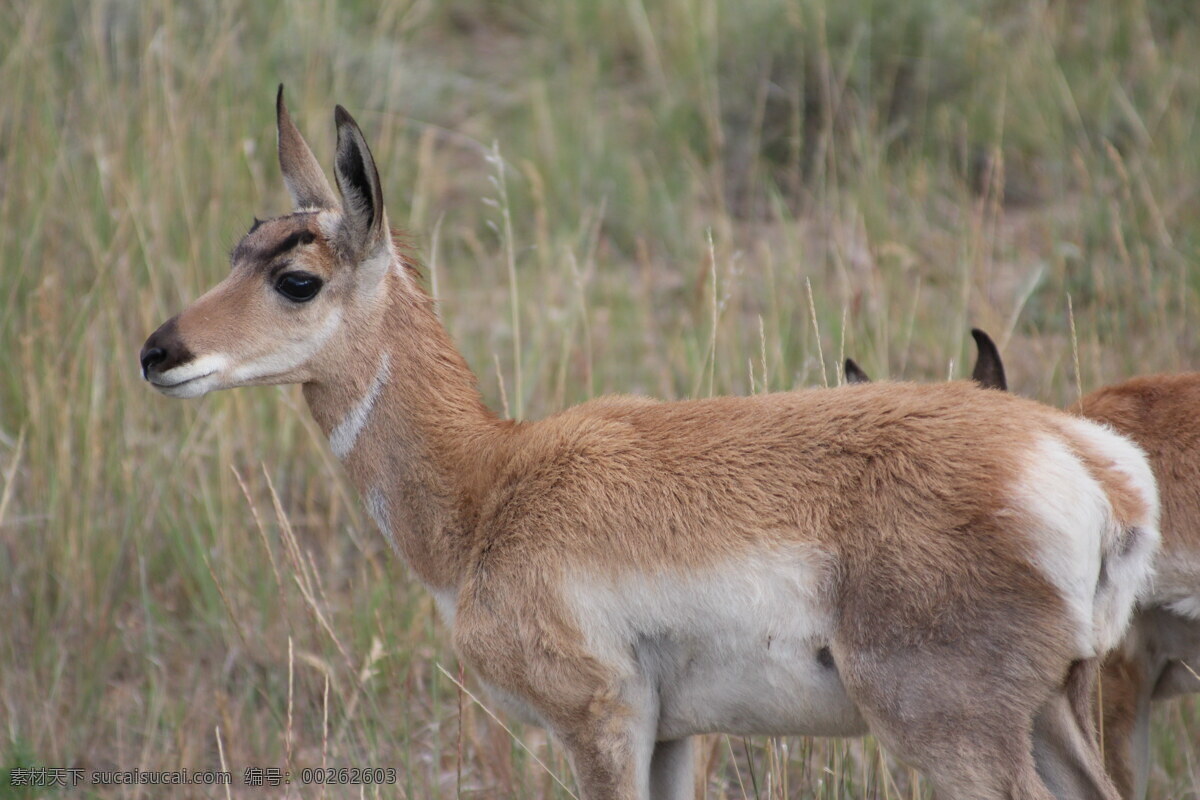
[844,358,871,384]
[970,328,1008,391]
[332,104,389,263]
[276,86,338,211]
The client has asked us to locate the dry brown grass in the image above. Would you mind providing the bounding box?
[2,0,1198,797]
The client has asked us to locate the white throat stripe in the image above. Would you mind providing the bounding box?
[329,354,391,459]
[366,486,400,556]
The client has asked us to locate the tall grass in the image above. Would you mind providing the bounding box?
[1,0,1198,797]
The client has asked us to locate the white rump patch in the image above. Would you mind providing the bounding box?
[563,544,865,739]
[1062,417,1159,533]
[1063,417,1160,647]
[1013,425,1159,656]
[1013,435,1109,655]
[329,353,391,459]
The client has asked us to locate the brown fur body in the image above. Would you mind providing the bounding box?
[1072,375,1200,799]
[139,93,1161,800]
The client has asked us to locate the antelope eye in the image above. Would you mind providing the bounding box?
[275,272,323,302]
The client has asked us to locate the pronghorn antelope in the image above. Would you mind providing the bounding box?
[875,333,1198,800]
[140,90,1160,800]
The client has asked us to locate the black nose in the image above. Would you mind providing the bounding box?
[140,316,193,380]
[140,346,167,376]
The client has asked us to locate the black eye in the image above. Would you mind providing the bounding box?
[275,272,323,302]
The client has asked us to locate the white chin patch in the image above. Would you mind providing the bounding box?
[154,374,222,399]
[149,354,230,398]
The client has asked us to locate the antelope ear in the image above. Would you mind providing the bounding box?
[844,358,871,384]
[970,328,1008,391]
[332,104,388,261]
[276,86,338,211]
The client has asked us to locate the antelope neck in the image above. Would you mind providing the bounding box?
[302,281,505,590]
[328,352,391,459]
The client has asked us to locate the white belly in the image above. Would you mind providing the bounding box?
[565,545,867,739]
[648,628,865,738]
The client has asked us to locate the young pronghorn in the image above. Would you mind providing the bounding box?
[140,90,1160,800]
[1080,375,1200,799]
[899,334,1199,800]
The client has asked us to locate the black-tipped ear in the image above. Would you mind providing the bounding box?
[276,85,338,210]
[333,104,387,257]
[844,358,871,384]
[970,328,1008,391]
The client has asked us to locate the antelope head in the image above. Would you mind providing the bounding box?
[140,87,398,398]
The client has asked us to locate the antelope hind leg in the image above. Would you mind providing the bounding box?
[833,643,1059,800]
[649,737,695,800]
[1098,647,1154,800]
[1031,660,1120,800]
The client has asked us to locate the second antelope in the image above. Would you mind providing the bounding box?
[862,332,1199,800]
[140,90,1160,800]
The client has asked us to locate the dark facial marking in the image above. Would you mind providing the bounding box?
[233,226,317,265]
[232,211,321,261]
[262,229,316,262]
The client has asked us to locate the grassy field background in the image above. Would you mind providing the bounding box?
[2,0,1199,797]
